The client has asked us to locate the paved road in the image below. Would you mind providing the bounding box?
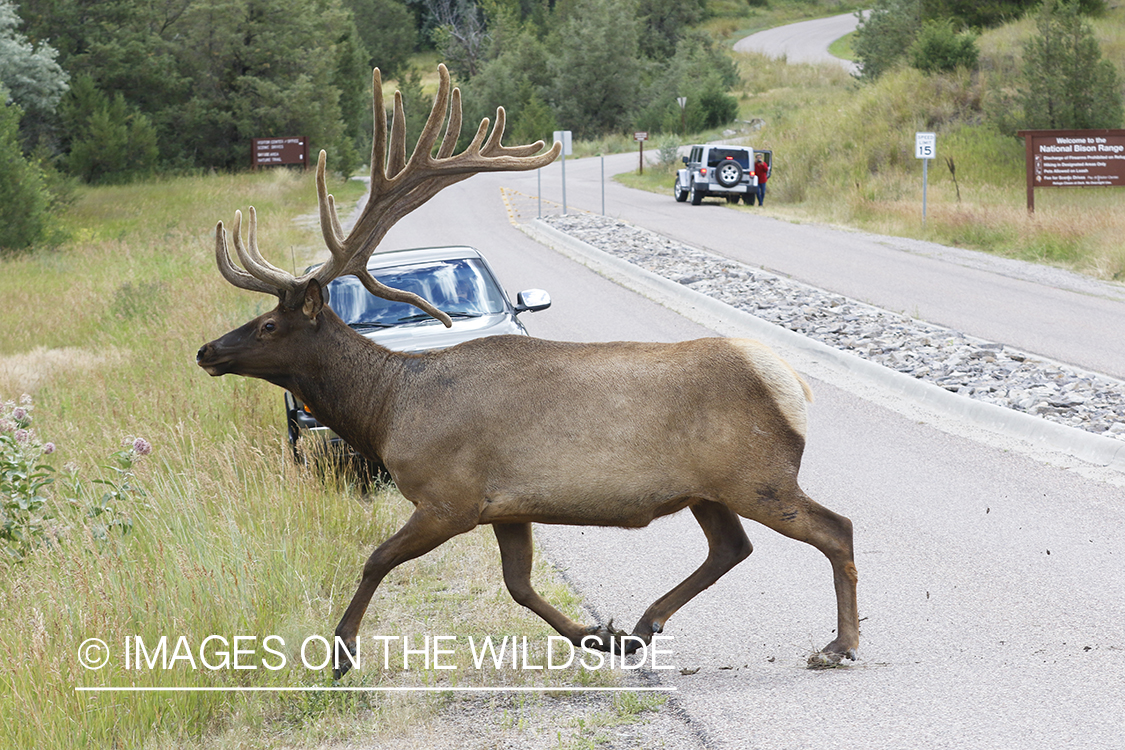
[374,171,1125,749]
[503,153,1125,380]
[733,12,863,74]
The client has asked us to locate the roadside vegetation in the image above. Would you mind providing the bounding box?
[0,171,634,748]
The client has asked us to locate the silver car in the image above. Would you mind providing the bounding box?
[285,245,551,468]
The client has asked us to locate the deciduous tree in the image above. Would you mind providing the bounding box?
[853,0,923,80]
[545,0,641,139]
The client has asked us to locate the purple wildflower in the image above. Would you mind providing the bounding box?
[12,406,28,423]
[132,437,152,456]
[19,394,32,405]
[43,442,56,455]
[14,429,29,444]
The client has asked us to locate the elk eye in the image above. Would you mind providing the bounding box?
[262,321,276,333]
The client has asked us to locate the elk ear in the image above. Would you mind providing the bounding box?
[302,279,325,320]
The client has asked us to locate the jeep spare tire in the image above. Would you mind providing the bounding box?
[715,159,743,188]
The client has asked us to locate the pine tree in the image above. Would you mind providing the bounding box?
[1020,0,1123,130]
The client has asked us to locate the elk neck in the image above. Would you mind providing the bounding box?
[284,317,412,451]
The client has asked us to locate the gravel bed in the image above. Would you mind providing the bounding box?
[542,213,1125,443]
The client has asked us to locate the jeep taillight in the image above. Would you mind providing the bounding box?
[699,167,708,176]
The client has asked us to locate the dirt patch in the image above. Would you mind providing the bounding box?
[315,690,707,750]
[0,346,123,396]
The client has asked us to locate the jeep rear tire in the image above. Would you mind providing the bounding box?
[715,160,743,188]
[689,181,703,205]
[674,178,688,202]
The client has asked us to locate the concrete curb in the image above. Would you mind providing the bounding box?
[520,218,1125,474]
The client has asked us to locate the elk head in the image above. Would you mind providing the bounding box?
[197,64,561,379]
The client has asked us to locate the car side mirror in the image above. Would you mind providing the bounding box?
[514,289,551,314]
[682,156,689,164]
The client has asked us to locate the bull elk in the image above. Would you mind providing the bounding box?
[196,64,859,677]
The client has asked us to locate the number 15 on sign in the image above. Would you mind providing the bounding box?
[915,132,936,159]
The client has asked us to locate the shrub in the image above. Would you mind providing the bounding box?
[853,0,923,80]
[0,394,149,563]
[909,19,980,74]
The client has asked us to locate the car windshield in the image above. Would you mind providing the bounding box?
[324,257,508,326]
[708,148,750,168]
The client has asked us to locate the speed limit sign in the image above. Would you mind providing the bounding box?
[915,132,936,159]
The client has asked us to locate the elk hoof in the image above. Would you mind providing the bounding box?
[578,620,645,655]
[333,640,358,680]
[806,645,858,670]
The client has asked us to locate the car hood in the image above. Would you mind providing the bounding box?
[358,313,527,352]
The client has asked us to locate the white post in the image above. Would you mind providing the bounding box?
[922,157,929,226]
[561,148,567,216]
[554,130,571,216]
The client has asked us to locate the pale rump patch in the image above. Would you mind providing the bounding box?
[0,346,123,396]
[727,338,812,438]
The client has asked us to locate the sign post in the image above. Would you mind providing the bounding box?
[1017,129,1125,213]
[915,132,936,225]
[634,131,648,174]
[552,130,572,215]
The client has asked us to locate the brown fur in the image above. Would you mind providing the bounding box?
[197,288,860,676]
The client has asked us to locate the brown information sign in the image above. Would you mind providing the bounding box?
[1017,129,1125,211]
[252,137,308,169]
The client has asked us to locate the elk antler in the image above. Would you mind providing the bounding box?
[215,63,562,325]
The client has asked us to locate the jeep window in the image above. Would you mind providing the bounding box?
[708,148,750,168]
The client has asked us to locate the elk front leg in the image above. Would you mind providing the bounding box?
[625,500,753,650]
[492,522,606,646]
[333,507,470,679]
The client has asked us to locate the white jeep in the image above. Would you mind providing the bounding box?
[674,144,772,205]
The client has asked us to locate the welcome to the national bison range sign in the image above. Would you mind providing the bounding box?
[1017,129,1125,212]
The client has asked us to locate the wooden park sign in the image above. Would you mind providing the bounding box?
[1017,129,1125,212]
[252,137,308,170]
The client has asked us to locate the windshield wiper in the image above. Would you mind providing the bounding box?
[350,321,394,329]
[394,311,483,323]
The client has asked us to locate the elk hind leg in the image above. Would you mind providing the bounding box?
[745,483,859,667]
[623,500,753,651]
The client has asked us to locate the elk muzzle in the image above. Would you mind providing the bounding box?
[196,340,232,377]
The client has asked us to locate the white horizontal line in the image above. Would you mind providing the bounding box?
[75,686,675,693]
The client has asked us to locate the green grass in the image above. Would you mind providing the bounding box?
[828,31,856,61]
[0,169,632,749]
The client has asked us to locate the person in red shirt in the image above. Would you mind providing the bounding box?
[752,153,769,206]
